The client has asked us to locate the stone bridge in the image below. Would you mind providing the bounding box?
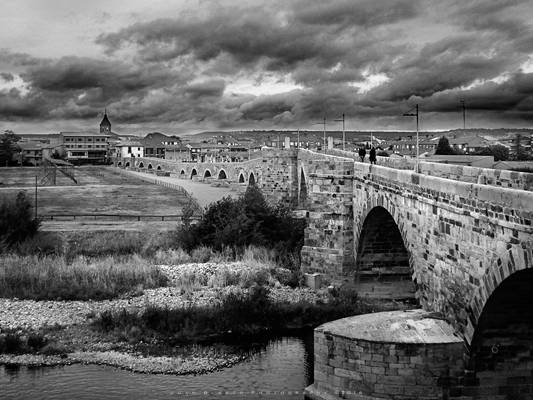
[116,149,533,399]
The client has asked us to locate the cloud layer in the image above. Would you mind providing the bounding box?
[1,0,533,132]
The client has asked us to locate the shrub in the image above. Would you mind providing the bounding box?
[175,186,305,272]
[0,191,40,250]
[93,285,372,342]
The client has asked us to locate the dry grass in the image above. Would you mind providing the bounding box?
[0,254,168,300]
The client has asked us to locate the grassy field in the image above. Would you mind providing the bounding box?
[0,167,194,231]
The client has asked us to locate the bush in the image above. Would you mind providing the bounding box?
[0,191,40,250]
[93,285,372,342]
[176,186,305,273]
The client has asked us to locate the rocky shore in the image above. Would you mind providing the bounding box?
[0,262,325,374]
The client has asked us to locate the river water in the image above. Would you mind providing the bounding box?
[1,334,314,400]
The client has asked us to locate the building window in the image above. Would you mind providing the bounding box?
[128,146,132,154]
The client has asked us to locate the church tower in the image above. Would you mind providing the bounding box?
[100,109,111,133]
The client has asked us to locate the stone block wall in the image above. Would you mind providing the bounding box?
[325,148,533,191]
[299,152,355,284]
[351,162,533,343]
[308,312,465,400]
[122,149,299,206]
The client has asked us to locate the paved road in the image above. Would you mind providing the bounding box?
[122,169,242,208]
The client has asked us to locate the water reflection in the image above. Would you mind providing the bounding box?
[1,334,313,400]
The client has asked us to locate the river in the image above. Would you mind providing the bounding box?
[1,333,314,400]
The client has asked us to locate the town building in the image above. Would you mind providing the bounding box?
[115,140,144,158]
[17,142,57,166]
[60,131,110,164]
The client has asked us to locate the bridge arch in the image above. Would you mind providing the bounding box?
[117,161,122,167]
[238,172,245,183]
[147,163,153,169]
[180,169,186,177]
[298,167,308,207]
[218,169,227,180]
[156,165,161,170]
[125,161,130,167]
[248,172,256,186]
[354,204,415,300]
[464,263,533,398]
[466,243,533,343]
[190,168,198,179]
[138,161,144,168]
[204,169,212,178]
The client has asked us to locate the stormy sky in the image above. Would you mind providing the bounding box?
[1,0,533,134]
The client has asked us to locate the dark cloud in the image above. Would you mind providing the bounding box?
[294,0,418,28]
[0,72,14,81]
[2,0,533,130]
[185,79,225,98]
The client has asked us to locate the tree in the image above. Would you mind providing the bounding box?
[435,136,456,155]
[512,134,532,161]
[0,130,21,166]
[475,145,509,161]
[52,147,67,160]
[0,191,40,248]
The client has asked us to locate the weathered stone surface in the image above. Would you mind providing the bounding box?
[304,310,465,400]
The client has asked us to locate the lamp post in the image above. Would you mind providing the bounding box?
[334,113,345,151]
[313,115,327,153]
[460,99,466,130]
[403,104,419,172]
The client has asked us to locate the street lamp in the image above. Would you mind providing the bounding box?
[313,115,327,153]
[403,104,419,172]
[334,113,345,151]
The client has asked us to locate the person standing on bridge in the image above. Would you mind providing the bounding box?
[369,147,377,165]
[358,147,366,162]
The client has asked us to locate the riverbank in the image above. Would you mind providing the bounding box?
[0,261,325,374]
[0,260,414,374]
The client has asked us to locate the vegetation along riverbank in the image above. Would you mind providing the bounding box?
[0,188,413,374]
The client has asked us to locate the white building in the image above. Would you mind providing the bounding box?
[116,141,144,158]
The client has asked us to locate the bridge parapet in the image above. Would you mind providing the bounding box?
[326,148,533,191]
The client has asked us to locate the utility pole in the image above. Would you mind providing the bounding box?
[322,115,326,153]
[460,99,466,130]
[313,115,327,153]
[297,128,300,149]
[34,175,38,219]
[403,104,419,172]
[335,113,345,151]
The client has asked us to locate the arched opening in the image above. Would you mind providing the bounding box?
[299,168,308,206]
[191,169,197,179]
[125,162,130,167]
[117,161,122,166]
[204,170,211,178]
[238,173,245,183]
[138,162,144,168]
[147,164,153,169]
[218,170,227,179]
[248,172,256,186]
[464,269,533,399]
[355,206,415,300]
[156,165,161,170]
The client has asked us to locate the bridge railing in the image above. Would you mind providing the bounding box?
[324,148,533,191]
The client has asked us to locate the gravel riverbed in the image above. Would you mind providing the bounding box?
[0,262,325,374]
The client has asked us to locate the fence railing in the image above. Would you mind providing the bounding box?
[39,213,200,222]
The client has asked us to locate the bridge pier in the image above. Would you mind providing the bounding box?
[304,310,465,400]
[299,156,356,285]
